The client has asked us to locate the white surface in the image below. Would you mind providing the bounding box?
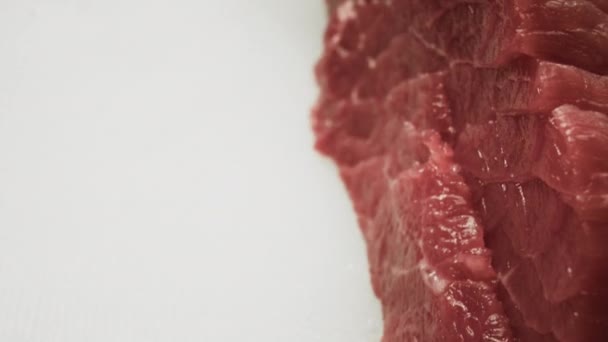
[0,1,382,341]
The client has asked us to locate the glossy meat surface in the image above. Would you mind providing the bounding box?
[313,0,608,341]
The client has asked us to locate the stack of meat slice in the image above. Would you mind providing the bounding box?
[312,1,608,341]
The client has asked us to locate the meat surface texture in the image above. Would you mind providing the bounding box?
[312,1,608,341]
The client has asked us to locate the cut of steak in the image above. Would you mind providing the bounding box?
[312,1,608,341]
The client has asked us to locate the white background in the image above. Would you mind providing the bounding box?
[0,0,382,341]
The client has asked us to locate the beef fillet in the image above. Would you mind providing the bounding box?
[312,1,608,341]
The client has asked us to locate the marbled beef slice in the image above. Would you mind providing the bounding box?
[313,1,608,341]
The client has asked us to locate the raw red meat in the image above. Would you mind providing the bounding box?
[312,1,608,341]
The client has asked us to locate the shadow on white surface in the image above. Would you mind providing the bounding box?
[0,1,382,341]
